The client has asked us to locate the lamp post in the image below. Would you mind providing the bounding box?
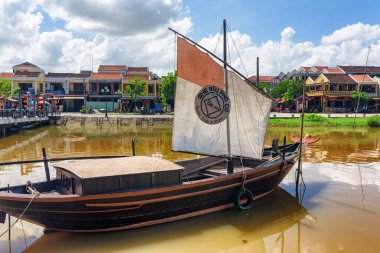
[114,90,122,112]
[101,86,110,117]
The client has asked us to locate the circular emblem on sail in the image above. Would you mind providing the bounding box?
[194,85,230,124]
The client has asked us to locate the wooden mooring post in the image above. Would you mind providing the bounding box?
[42,148,50,181]
[7,184,11,241]
[132,139,137,156]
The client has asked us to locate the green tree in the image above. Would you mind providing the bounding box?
[123,78,146,112]
[351,91,369,108]
[160,71,176,108]
[0,78,18,97]
[272,77,303,102]
[271,81,288,99]
[258,82,270,93]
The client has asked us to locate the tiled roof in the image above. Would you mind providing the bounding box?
[0,73,13,78]
[323,74,356,84]
[90,73,122,80]
[323,68,344,74]
[350,74,376,83]
[13,71,41,77]
[248,75,275,83]
[46,72,91,78]
[123,75,150,81]
[98,65,127,72]
[127,67,149,72]
[12,62,40,69]
[338,66,380,74]
[313,66,328,71]
[302,67,311,71]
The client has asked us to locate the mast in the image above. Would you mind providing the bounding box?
[256,57,259,87]
[224,19,233,174]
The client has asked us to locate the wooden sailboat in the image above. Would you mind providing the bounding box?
[0,20,304,232]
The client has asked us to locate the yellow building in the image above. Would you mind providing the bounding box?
[306,74,357,112]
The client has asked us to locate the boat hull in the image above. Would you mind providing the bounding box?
[0,156,297,232]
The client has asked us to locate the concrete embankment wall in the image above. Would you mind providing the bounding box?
[62,114,174,126]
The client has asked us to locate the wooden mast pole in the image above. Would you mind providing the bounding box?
[224,19,233,174]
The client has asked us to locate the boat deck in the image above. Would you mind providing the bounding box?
[199,166,253,178]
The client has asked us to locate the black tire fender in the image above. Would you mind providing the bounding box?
[234,188,254,210]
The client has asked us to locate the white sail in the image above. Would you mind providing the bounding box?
[172,37,272,159]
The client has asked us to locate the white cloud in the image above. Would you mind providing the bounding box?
[198,24,380,76]
[281,27,296,42]
[41,0,181,36]
[1,1,380,76]
[321,23,380,45]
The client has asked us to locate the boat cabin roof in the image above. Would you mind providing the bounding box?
[53,156,184,179]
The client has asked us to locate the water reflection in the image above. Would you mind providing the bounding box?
[0,123,380,252]
[0,124,380,167]
[22,187,306,253]
[266,126,380,164]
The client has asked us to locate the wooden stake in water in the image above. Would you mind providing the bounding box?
[7,184,10,241]
[296,80,306,196]
[132,139,137,156]
[42,148,50,181]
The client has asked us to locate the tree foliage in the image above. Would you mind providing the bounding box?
[160,71,176,107]
[271,81,288,99]
[258,82,270,93]
[272,77,304,103]
[351,91,369,107]
[0,78,18,97]
[123,78,146,102]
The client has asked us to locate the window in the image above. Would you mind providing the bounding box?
[91,83,97,94]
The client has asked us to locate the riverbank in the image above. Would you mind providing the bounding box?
[61,112,380,127]
[268,117,370,127]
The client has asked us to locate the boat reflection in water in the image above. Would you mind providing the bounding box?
[23,187,307,253]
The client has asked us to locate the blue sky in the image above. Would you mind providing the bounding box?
[183,0,380,44]
[1,0,380,75]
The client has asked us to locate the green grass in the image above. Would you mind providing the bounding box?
[367,115,380,127]
[268,116,370,127]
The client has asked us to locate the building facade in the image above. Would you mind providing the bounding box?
[306,73,380,112]
[5,62,161,112]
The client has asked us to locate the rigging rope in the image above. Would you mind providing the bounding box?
[0,183,40,239]
[227,33,243,165]
[226,24,268,157]
[213,25,223,55]
[353,45,371,127]
[226,23,249,77]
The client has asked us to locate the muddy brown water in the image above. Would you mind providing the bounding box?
[0,123,379,253]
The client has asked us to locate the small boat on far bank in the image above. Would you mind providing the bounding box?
[0,20,306,232]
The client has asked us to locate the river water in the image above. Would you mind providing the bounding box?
[0,123,379,253]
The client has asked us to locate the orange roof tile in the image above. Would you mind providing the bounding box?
[128,67,149,72]
[350,75,375,83]
[313,66,328,71]
[98,65,126,72]
[90,73,122,80]
[248,75,275,83]
[324,68,344,74]
[0,73,13,78]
